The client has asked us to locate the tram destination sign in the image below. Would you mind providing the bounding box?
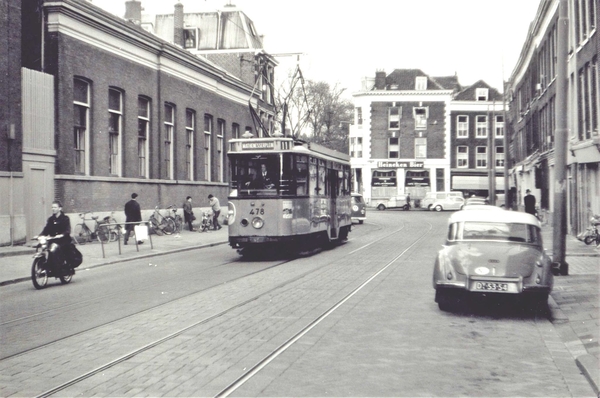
[242,141,275,150]
[377,161,424,168]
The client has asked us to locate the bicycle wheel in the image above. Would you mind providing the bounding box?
[109,225,120,242]
[96,224,110,243]
[161,217,176,235]
[149,216,164,236]
[174,215,183,233]
[73,223,91,244]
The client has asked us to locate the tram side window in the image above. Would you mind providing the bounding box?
[309,157,318,195]
[295,156,308,195]
[319,159,327,195]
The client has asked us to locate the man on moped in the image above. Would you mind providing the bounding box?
[39,200,72,270]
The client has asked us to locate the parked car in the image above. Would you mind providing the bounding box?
[374,195,410,211]
[351,193,366,224]
[461,204,504,211]
[429,196,465,211]
[486,193,506,207]
[433,210,556,311]
[464,197,487,206]
[422,192,464,210]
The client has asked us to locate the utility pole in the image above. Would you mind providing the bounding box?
[553,0,569,276]
[488,102,496,205]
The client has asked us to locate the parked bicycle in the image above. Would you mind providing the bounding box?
[72,212,117,244]
[148,206,176,236]
[582,214,600,245]
[167,205,183,234]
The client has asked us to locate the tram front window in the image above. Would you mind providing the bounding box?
[231,155,280,196]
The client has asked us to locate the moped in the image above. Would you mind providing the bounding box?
[31,236,80,289]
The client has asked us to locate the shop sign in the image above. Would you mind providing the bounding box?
[242,142,275,150]
[377,161,424,168]
[372,177,397,187]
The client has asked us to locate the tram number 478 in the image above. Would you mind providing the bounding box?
[249,208,265,215]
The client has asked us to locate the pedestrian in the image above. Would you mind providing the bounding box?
[183,196,195,231]
[208,194,222,230]
[406,193,411,208]
[524,189,536,216]
[124,193,143,245]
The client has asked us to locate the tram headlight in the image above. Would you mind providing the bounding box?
[251,217,264,229]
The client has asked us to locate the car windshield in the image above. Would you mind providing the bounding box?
[448,221,541,244]
[352,196,364,204]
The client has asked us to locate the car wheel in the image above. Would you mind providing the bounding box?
[436,289,461,311]
[358,220,364,224]
[435,205,443,212]
[427,204,432,210]
[527,293,549,312]
[377,204,386,211]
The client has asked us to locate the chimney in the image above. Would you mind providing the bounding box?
[174,1,184,47]
[375,70,386,90]
[124,0,142,25]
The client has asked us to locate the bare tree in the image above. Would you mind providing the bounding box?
[276,76,353,153]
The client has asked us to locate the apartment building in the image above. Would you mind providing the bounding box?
[506,0,599,233]
[350,69,501,205]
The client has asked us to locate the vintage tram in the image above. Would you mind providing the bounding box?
[227,136,352,255]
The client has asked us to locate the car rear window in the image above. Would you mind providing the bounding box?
[448,222,541,244]
[352,196,364,204]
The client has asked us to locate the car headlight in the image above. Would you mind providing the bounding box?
[251,217,264,229]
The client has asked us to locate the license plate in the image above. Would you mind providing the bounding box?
[474,282,508,292]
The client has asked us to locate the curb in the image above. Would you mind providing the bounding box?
[548,290,599,395]
[0,240,229,287]
[576,354,600,396]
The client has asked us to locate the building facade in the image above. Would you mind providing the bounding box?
[449,82,505,198]
[0,0,276,245]
[350,69,502,205]
[506,0,599,234]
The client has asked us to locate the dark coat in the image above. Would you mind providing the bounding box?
[40,212,71,246]
[524,194,536,215]
[124,199,142,231]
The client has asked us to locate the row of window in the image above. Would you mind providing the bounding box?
[456,115,504,138]
[74,78,252,180]
[574,0,597,47]
[577,57,599,141]
[456,146,504,169]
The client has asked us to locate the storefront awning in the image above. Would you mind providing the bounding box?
[452,176,505,190]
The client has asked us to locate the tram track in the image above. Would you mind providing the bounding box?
[3,218,433,397]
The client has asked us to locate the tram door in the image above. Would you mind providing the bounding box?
[328,169,339,238]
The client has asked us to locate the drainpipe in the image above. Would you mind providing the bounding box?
[552,0,569,276]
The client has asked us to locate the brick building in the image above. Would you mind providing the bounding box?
[505,0,599,234]
[350,69,502,205]
[0,0,276,245]
[449,82,505,198]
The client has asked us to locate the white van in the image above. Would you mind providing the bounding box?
[422,192,464,210]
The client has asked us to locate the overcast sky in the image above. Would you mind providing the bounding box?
[93,0,542,94]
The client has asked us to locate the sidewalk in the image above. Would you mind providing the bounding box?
[0,223,598,394]
[0,226,230,287]
[541,225,600,395]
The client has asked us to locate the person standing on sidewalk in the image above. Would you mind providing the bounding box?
[524,189,536,216]
[124,193,142,245]
[208,194,221,230]
[183,196,195,231]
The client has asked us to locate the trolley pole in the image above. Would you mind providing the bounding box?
[552,0,569,275]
